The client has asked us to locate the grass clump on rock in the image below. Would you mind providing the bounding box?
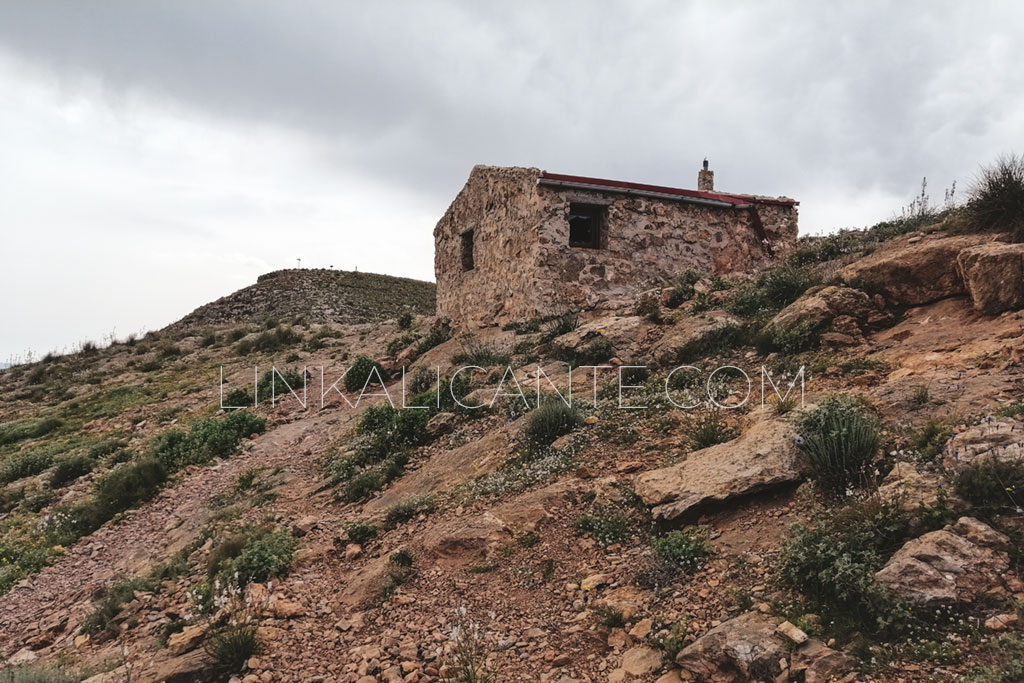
[797,395,881,496]
[522,398,581,451]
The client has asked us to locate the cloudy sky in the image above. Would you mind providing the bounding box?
[1,1,1022,362]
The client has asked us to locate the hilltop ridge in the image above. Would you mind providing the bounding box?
[165,268,435,332]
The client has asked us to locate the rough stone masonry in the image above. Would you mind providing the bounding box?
[434,164,798,328]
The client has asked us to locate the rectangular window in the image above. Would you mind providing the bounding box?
[568,203,605,248]
[461,230,475,271]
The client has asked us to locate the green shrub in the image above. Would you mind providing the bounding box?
[235,325,303,355]
[0,451,54,484]
[665,270,701,308]
[0,418,61,447]
[342,469,387,502]
[729,264,820,317]
[206,624,260,674]
[797,395,880,495]
[415,325,450,355]
[397,311,414,330]
[966,153,1024,242]
[557,337,615,366]
[345,521,378,544]
[389,548,415,567]
[502,318,542,334]
[82,575,156,634]
[452,343,511,367]
[955,457,1024,511]
[755,320,822,355]
[652,527,713,572]
[344,355,387,393]
[93,458,167,518]
[689,411,735,450]
[387,334,417,356]
[199,331,219,348]
[778,499,910,634]
[541,314,579,341]
[219,529,297,586]
[522,399,580,450]
[150,411,265,471]
[593,605,626,627]
[206,531,250,579]
[576,509,632,547]
[670,322,752,364]
[20,491,55,513]
[384,496,435,526]
[48,454,95,488]
[0,664,78,682]
[909,419,952,462]
[635,294,663,323]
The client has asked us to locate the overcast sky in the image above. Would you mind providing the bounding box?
[1,1,1022,362]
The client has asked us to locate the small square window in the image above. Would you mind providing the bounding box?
[568,203,605,248]
[461,230,475,271]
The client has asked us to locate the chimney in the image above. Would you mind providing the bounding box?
[697,158,714,192]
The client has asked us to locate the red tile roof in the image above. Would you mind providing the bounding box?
[538,172,797,207]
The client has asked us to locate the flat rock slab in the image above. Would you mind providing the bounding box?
[957,241,1024,315]
[634,411,807,520]
[676,612,786,681]
[875,517,1011,606]
[942,419,1024,472]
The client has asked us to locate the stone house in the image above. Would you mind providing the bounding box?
[434,164,798,327]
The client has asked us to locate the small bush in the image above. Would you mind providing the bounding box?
[384,496,435,526]
[206,624,260,674]
[93,458,167,518]
[49,454,95,488]
[541,314,579,341]
[665,270,701,308]
[635,294,663,323]
[0,418,61,447]
[798,395,880,495]
[911,384,931,406]
[689,411,736,450]
[670,322,752,364]
[219,529,297,586]
[652,527,713,572]
[522,399,580,450]
[729,264,820,317]
[235,325,303,355]
[955,457,1024,511]
[452,343,511,367]
[150,411,265,471]
[387,334,417,356]
[755,320,822,355]
[560,337,615,366]
[389,548,415,567]
[966,153,1024,242]
[199,331,219,348]
[0,451,54,485]
[778,498,910,634]
[576,508,632,547]
[593,605,626,628]
[397,311,414,330]
[345,521,378,545]
[415,325,450,355]
[909,419,953,462]
[344,355,387,393]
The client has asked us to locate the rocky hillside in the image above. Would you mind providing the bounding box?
[166,269,436,331]
[0,213,1023,683]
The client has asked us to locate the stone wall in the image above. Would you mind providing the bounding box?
[434,165,797,327]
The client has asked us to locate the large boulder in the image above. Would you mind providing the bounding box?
[875,517,1011,606]
[838,234,994,306]
[675,612,787,682]
[956,242,1024,315]
[770,285,889,336]
[791,639,858,683]
[634,409,808,520]
[941,419,1024,472]
[648,311,742,365]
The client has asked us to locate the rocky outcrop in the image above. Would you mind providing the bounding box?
[957,242,1024,315]
[770,285,890,340]
[875,517,1011,605]
[675,612,787,682]
[941,419,1024,472]
[648,311,743,365]
[838,234,994,306]
[634,410,807,520]
[876,462,948,512]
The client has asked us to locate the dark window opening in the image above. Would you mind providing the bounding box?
[568,203,605,248]
[461,230,475,271]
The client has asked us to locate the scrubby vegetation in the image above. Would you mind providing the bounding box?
[652,527,713,572]
[522,398,581,450]
[797,395,880,495]
[965,152,1024,242]
[344,355,387,393]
